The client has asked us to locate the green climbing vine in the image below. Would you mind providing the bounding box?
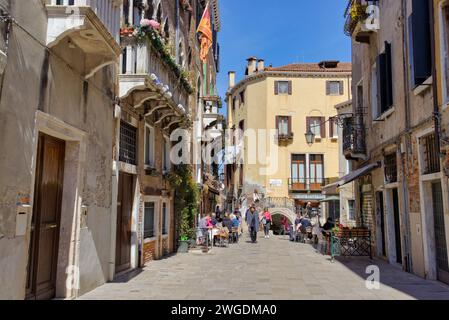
[166,164,199,241]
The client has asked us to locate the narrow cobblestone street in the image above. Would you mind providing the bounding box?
[81,232,449,300]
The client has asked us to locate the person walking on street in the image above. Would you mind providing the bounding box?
[262,207,272,239]
[246,205,259,243]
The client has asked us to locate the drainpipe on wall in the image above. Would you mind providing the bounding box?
[430,0,443,160]
[400,0,412,274]
[109,105,121,281]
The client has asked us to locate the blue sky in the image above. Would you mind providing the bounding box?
[216,0,351,114]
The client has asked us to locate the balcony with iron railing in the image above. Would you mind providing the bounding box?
[288,178,334,193]
[342,117,367,160]
[119,24,192,124]
[46,0,122,78]
[344,0,378,44]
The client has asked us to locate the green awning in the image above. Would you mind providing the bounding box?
[320,196,340,203]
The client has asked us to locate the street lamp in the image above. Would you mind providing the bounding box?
[305,128,315,145]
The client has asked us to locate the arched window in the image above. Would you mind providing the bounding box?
[164,18,170,40]
[144,0,155,19]
[156,2,162,24]
[178,40,185,67]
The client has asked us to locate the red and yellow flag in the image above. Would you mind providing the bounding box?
[197,2,213,62]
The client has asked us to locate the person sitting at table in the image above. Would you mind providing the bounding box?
[222,213,233,233]
[211,213,218,227]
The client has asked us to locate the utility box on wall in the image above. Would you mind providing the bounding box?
[15,204,31,237]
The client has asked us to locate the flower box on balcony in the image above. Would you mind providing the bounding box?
[276,133,294,141]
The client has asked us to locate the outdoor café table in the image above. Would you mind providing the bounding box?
[209,228,220,245]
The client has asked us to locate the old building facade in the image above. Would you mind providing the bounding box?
[344,0,449,284]
[0,0,122,299]
[225,58,352,222]
[0,0,222,300]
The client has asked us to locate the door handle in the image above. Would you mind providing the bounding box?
[42,223,58,230]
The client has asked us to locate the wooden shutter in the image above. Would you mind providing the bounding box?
[385,42,394,108]
[306,117,311,132]
[288,81,292,95]
[275,116,279,131]
[409,0,432,87]
[329,117,334,138]
[320,117,326,138]
[339,81,344,95]
[379,52,388,113]
[274,81,279,95]
[288,116,292,135]
[326,81,330,95]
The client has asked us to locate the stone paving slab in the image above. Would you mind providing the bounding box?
[79,232,449,300]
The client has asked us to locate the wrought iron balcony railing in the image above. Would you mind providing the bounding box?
[342,118,367,160]
[288,178,332,192]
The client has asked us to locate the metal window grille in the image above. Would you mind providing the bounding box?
[384,153,397,183]
[119,121,137,165]
[422,134,440,175]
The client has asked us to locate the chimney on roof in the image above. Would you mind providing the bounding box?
[257,59,265,72]
[246,57,257,76]
[228,71,236,89]
[318,60,340,69]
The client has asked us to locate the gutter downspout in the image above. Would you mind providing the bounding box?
[430,0,442,159]
[401,0,412,274]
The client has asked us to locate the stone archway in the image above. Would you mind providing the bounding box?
[268,207,296,225]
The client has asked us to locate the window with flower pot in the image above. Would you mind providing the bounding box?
[276,116,292,137]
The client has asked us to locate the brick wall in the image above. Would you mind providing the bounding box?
[143,240,157,264]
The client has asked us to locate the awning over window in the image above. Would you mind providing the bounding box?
[326,162,381,189]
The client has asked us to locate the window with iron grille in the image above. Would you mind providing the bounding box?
[384,153,397,183]
[119,120,137,165]
[421,134,440,175]
[144,202,155,239]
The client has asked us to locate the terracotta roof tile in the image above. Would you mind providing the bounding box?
[265,62,352,73]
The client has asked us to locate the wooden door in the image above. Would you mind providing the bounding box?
[432,182,449,284]
[26,134,65,300]
[115,172,133,274]
[392,189,402,265]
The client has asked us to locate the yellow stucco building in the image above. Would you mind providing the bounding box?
[225,58,352,218]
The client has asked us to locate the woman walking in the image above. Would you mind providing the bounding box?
[262,207,272,239]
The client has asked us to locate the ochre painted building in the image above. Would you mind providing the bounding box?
[225,58,351,219]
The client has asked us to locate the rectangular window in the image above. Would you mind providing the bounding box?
[329,117,338,138]
[348,200,355,221]
[378,42,394,114]
[307,117,325,139]
[275,81,292,95]
[119,120,137,165]
[144,202,155,239]
[421,134,441,175]
[408,0,432,88]
[326,81,343,96]
[163,138,171,172]
[239,90,245,104]
[276,116,291,136]
[291,154,306,190]
[384,153,398,184]
[232,97,237,110]
[145,124,155,167]
[162,203,168,235]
